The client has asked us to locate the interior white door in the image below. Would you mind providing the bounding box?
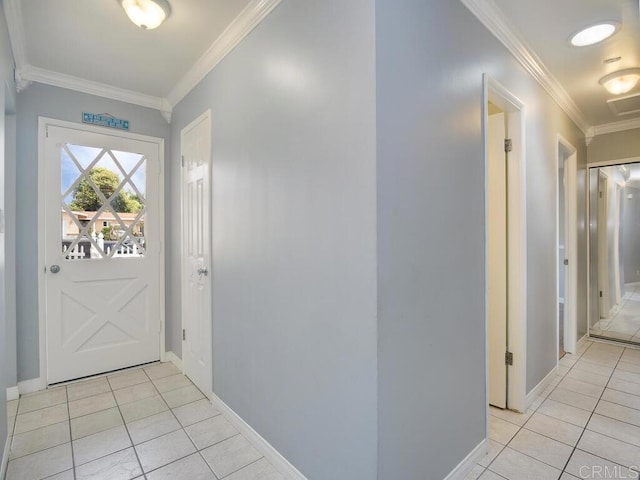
[488,112,508,409]
[613,185,622,306]
[43,123,162,384]
[181,111,212,396]
[598,174,609,319]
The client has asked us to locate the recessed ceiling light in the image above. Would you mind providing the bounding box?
[570,23,618,47]
[599,69,640,95]
[120,0,171,30]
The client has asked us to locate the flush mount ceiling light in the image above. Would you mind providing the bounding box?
[600,69,640,95]
[120,0,171,30]
[570,22,618,46]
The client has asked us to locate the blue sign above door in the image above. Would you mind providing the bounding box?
[82,113,129,131]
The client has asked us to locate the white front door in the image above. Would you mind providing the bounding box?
[42,121,162,384]
[181,111,212,396]
[488,112,508,409]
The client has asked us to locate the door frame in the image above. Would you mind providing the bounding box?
[557,135,578,355]
[483,74,527,413]
[37,116,166,386]
[586,157,640,338]
[597,170,610,319]
[613,181,623,306]
[180,109,213,396]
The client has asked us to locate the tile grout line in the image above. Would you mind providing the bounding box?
[112,367,153,479]
[219,457,265,479]
[141,369,268,479]
[557,344,628,478]
[4,366,183,479]
[138,366,218,478]
[62,385,77,480]
[482,341,593,478]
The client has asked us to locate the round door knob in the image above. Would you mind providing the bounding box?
[50,265,61,274]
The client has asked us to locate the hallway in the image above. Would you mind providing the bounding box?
[468,341,640,479]
[4,363,282,480]
[1,0,639,479]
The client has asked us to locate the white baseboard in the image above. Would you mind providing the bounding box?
[0,435,10,480]
[443,438,488,480]
[165,351,183,371]
[6,386,19,401]
[210,392,308,480]
[525,365,559,410]
[577,334,589,350]
[17,378,46,395]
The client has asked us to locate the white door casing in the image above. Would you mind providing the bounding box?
[613,183,622,306]
[181,110,212,396]
[40,118,164,384]
[558,135,577,355]
[488,112,508,409]
[484,74,527,414]
[598,173,609,319]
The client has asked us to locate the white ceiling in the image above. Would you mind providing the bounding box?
[5,1,640,131]
[493,0,640,128]
[19,0,251,98]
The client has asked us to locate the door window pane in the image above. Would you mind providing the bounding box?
[61,143,147,259]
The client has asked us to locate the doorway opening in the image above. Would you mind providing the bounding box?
[557,136,578,360]
[38,117,165,385]
[588,160,640,345]
[483,74,527,413]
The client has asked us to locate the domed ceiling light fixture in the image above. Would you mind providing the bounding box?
[570,23,618,46]
[120,0,171,30]
[599,68,640,95]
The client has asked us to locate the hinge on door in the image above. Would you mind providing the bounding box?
[505,351,513,366]
[182,329,186,341]
[504,138,513,153]
[181,156,185,167]
[564,259,569,266]
[600,291,603,298]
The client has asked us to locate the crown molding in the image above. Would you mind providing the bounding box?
[166,0,282,107]
[18,65,172,120]
[593,116,640,136]
[4,0,26,69]
[460,0,591,135]
[5,0,281,120]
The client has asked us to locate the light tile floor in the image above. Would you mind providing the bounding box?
[7,341,640,480]
[466,340,640,480]
[4,362,284,480]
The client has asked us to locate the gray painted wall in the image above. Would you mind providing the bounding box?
[168,1,377,479]
[622,186,640,284]
[0,2,15,463]
[15,84,169,381]
[375,1,586,478]
[588,128,640,165]
[5,112,16,387]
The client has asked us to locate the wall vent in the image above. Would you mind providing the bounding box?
[607,93,640,116]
